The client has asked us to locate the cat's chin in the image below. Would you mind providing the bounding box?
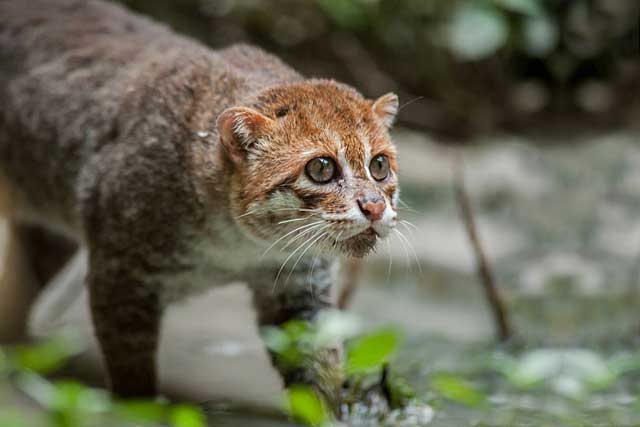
[339,228,378,258]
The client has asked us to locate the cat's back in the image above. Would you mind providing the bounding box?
[0,0,298,231]
[0,0,222,156]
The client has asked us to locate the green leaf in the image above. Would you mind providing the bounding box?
[493,0,543,16]
[114,400,167,423]
[282,320,312,341]
[170,405,206,427]
[12,336,83,375]
[446,4,509,61]
[51,380,111,414]
[261,326,291,354]
[286,385,329,426]
[431,373,486,407]
[346,328,401,374]
[261,325,305,368]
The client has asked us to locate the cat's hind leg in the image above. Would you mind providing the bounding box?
[0,221,77,343]
[0,220,39,342]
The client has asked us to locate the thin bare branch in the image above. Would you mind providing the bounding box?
[453,153,513,342]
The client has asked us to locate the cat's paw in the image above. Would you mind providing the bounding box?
[281,346,345,416]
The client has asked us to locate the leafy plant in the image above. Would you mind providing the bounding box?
[263,312,405,425]
[430,373,487,408]
[286,385,330,426]
[11,332,84,375]
[346,328,401,375]
[0,335,207,427]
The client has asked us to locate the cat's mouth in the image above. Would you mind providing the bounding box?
[338,227,378,258]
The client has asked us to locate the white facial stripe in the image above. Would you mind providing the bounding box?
[300,148,319,157]
[357,128,373,180]
[392,184,400,206]
[380,194,396,223]
[323,127,344,151]
[322,127,354,179]
[338,148,353,180]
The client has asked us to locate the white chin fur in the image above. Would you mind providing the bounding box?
[372,223,394,238]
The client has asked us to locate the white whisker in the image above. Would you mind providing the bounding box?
[332,231,343,254]
[395,228,423,276]
[400,219,418,231]
[235,210,258,219]
[273,208,323,214]
[261,220,324,258]
[393,229,411,271]
[307,233,334,298]
[280,223,326,252]
[399,221,412,234]
[397,198,419,214]
[278,217,317,225]
[285,230,329,285]
[272,225,330,292]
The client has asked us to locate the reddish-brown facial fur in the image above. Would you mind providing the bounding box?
[218,80,399,258]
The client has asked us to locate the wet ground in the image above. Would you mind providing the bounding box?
[3,130,640,425]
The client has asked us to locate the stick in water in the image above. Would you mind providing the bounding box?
[453,153,513,342]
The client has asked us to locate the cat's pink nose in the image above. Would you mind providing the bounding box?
[358,196,385,222]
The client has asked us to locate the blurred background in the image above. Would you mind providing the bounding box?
[120,0,640,139]
[3,0,640,426]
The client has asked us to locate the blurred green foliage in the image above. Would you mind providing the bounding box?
[430,373,487,407]
[490,349,640,398]
[346,328,401,375]
[286,385,329,426]
[121,0,640,137]
[263,313,405,425]
[10,335,83,375]
[0,335,207,427]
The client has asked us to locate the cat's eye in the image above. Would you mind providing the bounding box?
[306,157,336,183]
[370,154,390,181]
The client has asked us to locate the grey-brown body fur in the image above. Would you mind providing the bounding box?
[0,0,337,397]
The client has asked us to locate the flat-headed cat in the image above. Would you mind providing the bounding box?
[0,0,399,401]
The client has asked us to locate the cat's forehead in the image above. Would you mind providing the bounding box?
[257,80,373,127]
[253,80,397,171]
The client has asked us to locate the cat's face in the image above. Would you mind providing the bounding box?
[219,81,399,258]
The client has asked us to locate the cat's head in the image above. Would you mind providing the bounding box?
[218,80,399,258]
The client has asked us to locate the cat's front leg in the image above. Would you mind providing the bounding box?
[249,259,344,407]
[88,250,163,397]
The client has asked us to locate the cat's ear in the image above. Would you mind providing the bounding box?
[217,107,274,166]
[371,92,399,129]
